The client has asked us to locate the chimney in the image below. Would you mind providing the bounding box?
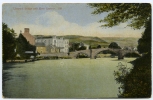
[24,28,29,33]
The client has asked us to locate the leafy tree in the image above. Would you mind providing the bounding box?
[137,18,151,54]
[16,33,36,59]
[97,45,101,48]
[70,42,80,51]
[88,3,151,98]
[2,23,16,63]
[108,42,121,49]
[78,46,86,50]
[88,3,151,29]
[124,52,141,57]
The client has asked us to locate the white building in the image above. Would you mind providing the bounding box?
[35,35,69,53]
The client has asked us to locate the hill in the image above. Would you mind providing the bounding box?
[58,35,109,47]
[34,35,139,48]
[101,37,139,47]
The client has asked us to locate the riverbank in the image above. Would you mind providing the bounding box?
[6,59,38,63]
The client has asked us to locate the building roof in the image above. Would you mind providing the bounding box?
[35,43,45,47]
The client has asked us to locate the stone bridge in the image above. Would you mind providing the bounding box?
[69,48,139,59]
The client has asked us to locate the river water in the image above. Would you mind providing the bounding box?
[2,58,135,98]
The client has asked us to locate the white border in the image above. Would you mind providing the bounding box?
[0,0,152,100]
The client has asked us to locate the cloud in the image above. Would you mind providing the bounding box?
[11,11,144,37]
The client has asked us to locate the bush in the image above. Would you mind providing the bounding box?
[59,57,72,59]
[97,45,101,48]
[124,52,141,57]
[76,54,89,58]
[114,53,151,97]
[108,42,121,49]
[78,46,86,50]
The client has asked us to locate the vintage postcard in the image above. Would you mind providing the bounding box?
[2,3,151,98]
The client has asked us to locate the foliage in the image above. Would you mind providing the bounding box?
[88,3,151,29]
[16,33,36,59]
[88,3,151,98]
[114,62,131,94]
[97,45,101,48]
[114,53,151,97]
[137,18,151,54]
[124,52,141,57]
[78,46,87,50]
[76,53,88,58]
[113,19,151,97]
[108,42,121,49]
[69,42,80,51]
[2,23,17,63]
[59,35,109,48]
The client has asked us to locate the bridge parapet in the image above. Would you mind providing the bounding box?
[69,48,139,59]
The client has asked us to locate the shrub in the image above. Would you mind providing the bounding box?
[124,52,141,57]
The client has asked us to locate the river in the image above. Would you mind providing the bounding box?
[2,58,136,98]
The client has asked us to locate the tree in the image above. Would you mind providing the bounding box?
[97,45,101,48]
[88,3,151,98]
[2,23,16,63]
[137,18,151,54]
[88,3,151,29]
[108,42,121,49]
[78,46,86,50]
[70,42,80,51]
[16,33,36,59]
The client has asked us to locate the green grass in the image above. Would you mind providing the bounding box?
[58,35,109,47]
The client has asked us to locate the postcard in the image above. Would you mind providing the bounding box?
[2,3,151,98]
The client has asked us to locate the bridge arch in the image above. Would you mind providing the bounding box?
[75,52,90,58]
[70,50,90,58]
[91,49,118,59]
[93,49,117,58]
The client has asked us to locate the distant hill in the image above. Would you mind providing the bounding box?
[58,35,109,47]
[101,37,139,47]
[34,35,139,48]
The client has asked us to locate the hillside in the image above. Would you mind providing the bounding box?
[58,35,109,47]
[101,37,139,47]
[34,35,139,48]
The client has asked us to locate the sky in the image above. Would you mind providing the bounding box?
[2,3,145,37]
